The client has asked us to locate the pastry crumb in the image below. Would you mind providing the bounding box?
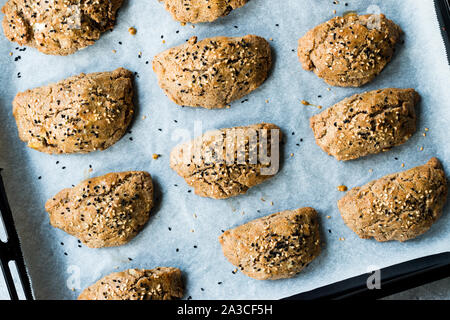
[301,100,310,106]
[337,185,348,192]
[128,27,137,35]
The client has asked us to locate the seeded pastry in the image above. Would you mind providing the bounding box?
[78,268,184,300]
[159,0,249,23]
[338,158,448,242]
[310,88,419,161]
[13,68,134,154]
[170,123,282,199]
[219,208,321,280]
[153,35,271,109]
[298,14,402,87]
[2,0,124,55]
[45,171,153,248]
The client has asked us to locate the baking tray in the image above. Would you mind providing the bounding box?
[0,0,449,300]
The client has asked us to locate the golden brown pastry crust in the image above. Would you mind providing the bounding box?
[170,123,282,199]
[78,268,184,300]
[13,68,134,154]
[219,208,321,280]
[298,14,402,87]
[159,0,248,23]
[310,88,419,161]
[338,158,448,242]
[2,0,124,55]
[153,35,271,109]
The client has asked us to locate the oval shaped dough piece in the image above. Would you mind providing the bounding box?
[298,14,402,87]
[338,158,448,242]
[153,35,272,109]
[2,0,124,55]
[310,88,419,161]
[159,0,248,23]
[78,267,184,300]
[13,68,134,154]
[170,123,282,199]
[45,171,153,248]
[219,208,321,280]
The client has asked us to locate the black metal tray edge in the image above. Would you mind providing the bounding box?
[435,0,450,64]
[0,169,34,300]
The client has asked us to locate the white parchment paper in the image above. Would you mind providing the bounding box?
[0,0,449,300]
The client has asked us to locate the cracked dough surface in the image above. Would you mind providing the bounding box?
[338,158,448,242]
[219,207,321,280]
[310,88,419,161]
[297,13,402,87]
[170,123,282,199]
[13,68,134,154]
[152,35,271,109]
[2,0,124,55]
[78,267,183,300]
[45,171,153,248]
[159,0,248,23]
